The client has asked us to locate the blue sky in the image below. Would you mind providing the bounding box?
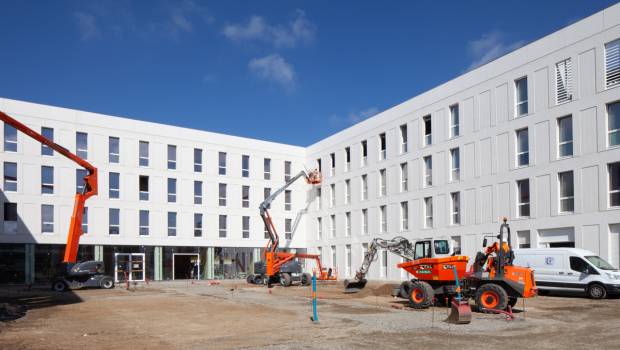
[0,1,617,146]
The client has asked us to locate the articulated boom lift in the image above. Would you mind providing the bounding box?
[247,169,336,287]
[1,111,113,291]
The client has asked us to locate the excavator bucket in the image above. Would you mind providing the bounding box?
[343,279,367,293]
[446,299,472,324]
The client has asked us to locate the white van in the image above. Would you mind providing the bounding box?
[513,248,620,299]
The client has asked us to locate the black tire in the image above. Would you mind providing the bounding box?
[475,284,509,312]
[537,289,550,296]
[301,273,311,286]
[52,280,67,292]
[587,283,607,299]
[408,281,434,309]
[253,275,264,285]
[246,274,255,284]
[399,281,413,299]
[280,273,292,287]
[508,297,518,308]
[100,277,114,289]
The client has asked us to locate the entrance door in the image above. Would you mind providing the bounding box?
[114,253,145,283]
[173,253,200,280]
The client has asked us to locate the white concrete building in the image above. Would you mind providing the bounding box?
[2,4,620,284]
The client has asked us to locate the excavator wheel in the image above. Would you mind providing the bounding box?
[475,284,508,312]
[508,297,518,308]
[301,273,312,286]
[280,273,293,287]
[253,275,264,285]
[399,281,413,299]
[246,274,255,284]
[408,281,434,309]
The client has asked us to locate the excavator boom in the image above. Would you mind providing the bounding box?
[1,111,97,263]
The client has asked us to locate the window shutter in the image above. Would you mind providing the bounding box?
[555,58,572,104]
[606,39,620,88]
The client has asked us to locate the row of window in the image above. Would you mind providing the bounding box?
[1,126,294,180]
[314,162,620,240]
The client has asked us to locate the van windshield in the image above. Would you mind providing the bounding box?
[585,256,617,270]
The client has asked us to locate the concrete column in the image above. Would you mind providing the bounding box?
[206,247,214,279]
[154,246,162,281]
[25,244,35,285]
[94,245,103,261]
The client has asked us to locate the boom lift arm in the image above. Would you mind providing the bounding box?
[0,111,98,264]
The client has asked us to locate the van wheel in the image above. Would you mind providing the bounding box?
[52,280,67,292]
[587,283,607,299]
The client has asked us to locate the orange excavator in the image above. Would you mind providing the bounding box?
[246,169,337,287]
[1,111,113,291]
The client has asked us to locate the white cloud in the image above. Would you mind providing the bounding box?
[248,54,295,88]
[329,107,380,126]
[165,0,214,36]
[74,12,100,41]
[467,31,525,70]
[223,10,315,48]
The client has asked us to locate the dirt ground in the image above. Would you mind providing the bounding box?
[1,280,619,350]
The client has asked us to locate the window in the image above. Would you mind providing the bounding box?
[400,201,408,231]
[424,197,433,228]
[167,179,177,202]
[400,124,408,153]
[346,245,352,277]
[317,158,322,172]
[423,115,432,146]
[558,115,573,157]
[219,183,227,206]
[242,216,250,238]
[284,161,291,181]
[194,148,203,172]
[3,162,17,192]
[450,104,460,138]
[76,132,88,159]
[330,184,336,207]
[379,133,386,160]
[139,175,149,201]
[558,171,574,213]
[109,137,120,163]
[194,181,202,204]
[194,213,203,237]
[3,203,17,234]
[330,215,335,238]
[285,218,292,240]
[570,257,592,274]
[380,250,387,277]
[316,187,322,209]
[317,217,322,240]
[345,147,351,171]
[242,185,250,208]
[362,209,368,235]
[264,224,270,239]
[109,208,120,235]
[139,210,149,236]
[4,124,17,152]
[331,246,337,268]
[345,180,351,204]
[608,101,620,147]
[165,145,176,170]
[516,128,529,167]
[345,212,351,237]
[330,153,335,176]
[219,215,227,237]
[515,77,528,116]
[139,141,149,167]
[361,140,368,166]
[380,205,387,233]
[167,212,177,236]
[450,148,460,181]
[379,169,386,196]
[41,166,54,194]
[556,58,573,103]
[41,127,53,156]
[361,175,368,200]
[400,163,408,192]
[41,204,54,233]
[219,152,227,175]
[76,169,88,193]
[263,158,271,180]
[285,190,292,211]
[242,155,250,177]
[609,162,620,207]
[605,39,620,88]
[517,179,530,217]
[264,187,271,200]
[81,207,88,234]
[424,156,432,187]
[451,192,460,225]
[109,172,120,199]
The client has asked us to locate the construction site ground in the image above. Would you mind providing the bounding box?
[1,280,619,350]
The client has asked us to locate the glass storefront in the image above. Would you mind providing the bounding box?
[0,244,25,284]
[213,247,255,279]
[102,245,155,281]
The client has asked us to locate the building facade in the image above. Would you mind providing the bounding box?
[2,5,620,284]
